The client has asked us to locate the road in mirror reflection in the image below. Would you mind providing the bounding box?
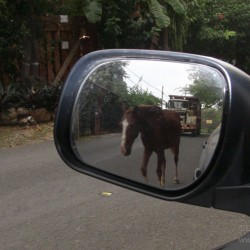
[71,59,225,189]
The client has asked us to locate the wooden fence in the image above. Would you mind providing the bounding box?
[38,16,98,84]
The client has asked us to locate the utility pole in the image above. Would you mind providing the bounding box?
[161,85,164,108]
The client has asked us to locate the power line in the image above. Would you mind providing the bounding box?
[126,67,163,94]
[126,67,170,105]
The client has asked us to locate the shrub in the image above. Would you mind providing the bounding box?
[17,83,62,112]
[0,81,19,112]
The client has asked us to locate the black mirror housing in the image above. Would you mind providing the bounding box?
[54,49,250,216]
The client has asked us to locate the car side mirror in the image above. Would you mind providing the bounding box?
[54,49,250,216]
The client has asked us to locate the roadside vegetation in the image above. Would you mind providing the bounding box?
[0,0,249,146]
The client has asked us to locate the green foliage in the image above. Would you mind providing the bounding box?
[76,61,129,134]
[201,108,222,133]
[149,0,186,28]
[184,0,250,73]
[126,85,161,106]
[0,1,28,84]
[166,0,188,50]
[101,94,123,131]
[77,83,160,135]
[63,0,102,22]
[103,17,122,47]
[165,0,186,13]
[88,61,128,97]
[0,0,63,85]
[0,0,189,86]
[3,0,249,119]
[0,81,18,111]
[0,0,6,8]
[0,79,61,113]
[183,66,224,109]
[77,84,123,135]
[98,1,150,48]
[198,27,236,40]
[63,0,188,50]
[186,80,222,108]
[84,0,102,23]
[149,0,171,28]
[76,60,161,135]
[17,84,61,112]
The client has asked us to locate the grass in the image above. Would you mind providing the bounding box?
[0,122,54,148]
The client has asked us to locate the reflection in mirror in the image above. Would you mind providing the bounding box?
[71,60,225,189]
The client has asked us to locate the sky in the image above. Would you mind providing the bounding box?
[124,60,194,102]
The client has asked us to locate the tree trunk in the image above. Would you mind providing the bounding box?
[162,28,170,51]
[22,15,40,79]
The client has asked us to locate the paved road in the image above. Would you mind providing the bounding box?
[75,134,206,188]
[0,141,250,250]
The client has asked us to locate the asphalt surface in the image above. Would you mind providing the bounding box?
[1,140,250,250]
[75,133,206,189]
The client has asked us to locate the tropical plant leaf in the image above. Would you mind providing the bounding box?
[0,82,17,110]
[162,0,186,15]
[167,4,188,50]
[149,0,170,28]
[84,0,102,23]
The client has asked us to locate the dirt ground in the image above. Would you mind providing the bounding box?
[0,122,54,148]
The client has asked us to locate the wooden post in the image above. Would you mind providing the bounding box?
[52,40,81,85]
[54,28,61,74]
[47,32,54,82]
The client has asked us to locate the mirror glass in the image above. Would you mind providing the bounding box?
[71,59,226,189]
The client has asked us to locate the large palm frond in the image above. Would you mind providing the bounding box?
[168,7,188,50]
[148,0,186,28]
[161,0,186,15]
[161,0,188,50]
[149,0,171,28]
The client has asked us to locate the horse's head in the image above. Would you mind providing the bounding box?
[120,105,162,156]
[120,107,139,156]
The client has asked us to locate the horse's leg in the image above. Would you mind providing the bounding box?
[156,158,162,186]
[171,143,180,184]
[161,155,166,187]
[141,148,152,181]
[156,151,166,187]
